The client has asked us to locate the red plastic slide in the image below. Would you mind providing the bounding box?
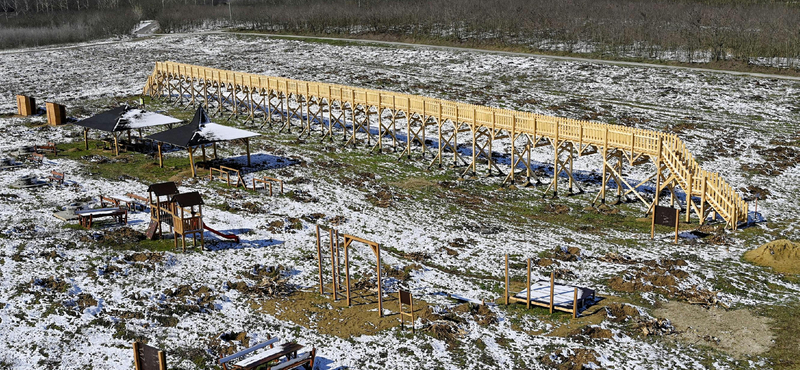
[203,223,240,243]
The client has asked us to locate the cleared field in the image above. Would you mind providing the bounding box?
[0,33,798,369]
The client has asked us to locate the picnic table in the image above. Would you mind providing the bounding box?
[75,207,127,229]
[220,337,315,370]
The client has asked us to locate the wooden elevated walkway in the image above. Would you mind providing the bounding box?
[144,61,747,229]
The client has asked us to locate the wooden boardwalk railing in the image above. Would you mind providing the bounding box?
[144,61,748,228]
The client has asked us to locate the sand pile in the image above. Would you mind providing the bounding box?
[743,239,800,274]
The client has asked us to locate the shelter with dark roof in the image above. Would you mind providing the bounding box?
[146,106,260,176]
[73,105,182,155]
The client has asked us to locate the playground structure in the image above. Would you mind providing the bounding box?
[315,225,384,318]
[144,62,748,229]
[145,181,240,251]
[504,254,595,318]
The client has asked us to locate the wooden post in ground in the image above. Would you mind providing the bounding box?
[651,208,656,240]
[188,147,196,177]
[316,225,323,294]
[158,350,167,370]
[335,229,341,291]
[674,208,680,244]
[549,271,555,314]
[526,258,531,309]
[113,133,120,156]
[213,142,218,159]
[245,138,251,166]
[376,244,383,317]
[345,239,351,306]
[158,143,163,168]
[330,229,337,301]
[201,145,206,162]
[83,128,89,150]
[504,254,509,305]
[572,287,578,319]
[133,342,141,370]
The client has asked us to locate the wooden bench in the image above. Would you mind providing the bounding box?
[34,142,57,156]
[28,153,44,166]
[219,337,315,370]
[48,170,65,185]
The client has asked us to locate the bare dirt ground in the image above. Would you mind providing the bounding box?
[654,301,774,359]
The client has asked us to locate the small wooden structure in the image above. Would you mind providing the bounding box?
[218,337,315,370]
[16,95,35,116]
[170,191,204,251]
[147,182,180,239]
[146,107,260,176]
[209,165,245,188]
[46,102,66,126]
[315,226,384,317]
[398,290,415,332]
[252,176,284,195]
[47,170,65,185]
[34,142,57,156]
[504,254,595,318]
[651,204,680,244]
[133,342,167,370]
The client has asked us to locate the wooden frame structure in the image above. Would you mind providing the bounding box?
[398,290,415,332]
[315,226,384,317]
[503,254,594,318]
[252,176,284,195]
[133,342,167,370]
[145,62,748,229]
[170,192,204,252]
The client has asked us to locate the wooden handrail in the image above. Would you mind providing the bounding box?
[145,61,747,227]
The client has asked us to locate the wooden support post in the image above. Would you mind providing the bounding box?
[549,271,555,314]
[158,350,167,370]
[133,342,141,370]
[245,138,251,166]
[330,229,337,301]
[335,229,341,291]
[188,146,196,177]
[345,240,351,307]
[675,208,680,244]
[213,142,218,159]
[504,254,509,305]
[685,171,693,223]
[377,244,383,317]
[526,258,531,309]
[572,288,578,319]
[201,145,206,162]
[83,128,89,150]
[113,133,120,156]
[651,208,656,240]
[316,225,323,294]
[158,143,163,168]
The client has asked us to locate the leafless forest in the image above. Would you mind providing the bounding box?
[2,0,800,68]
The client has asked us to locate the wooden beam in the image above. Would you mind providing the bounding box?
[526,258,531,309]
[549,271,555,314]
[504,254,509,305]
[316,225,323,294]
[83,128,89,150]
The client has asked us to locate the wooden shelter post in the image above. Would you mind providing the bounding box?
[158,143,163,168]
[213,142,218,159]
[245,138,251,166]
[201,145,206,162]
[113,132,120,156]
[188,146,196,177]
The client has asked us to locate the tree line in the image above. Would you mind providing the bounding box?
[2,0,799,70]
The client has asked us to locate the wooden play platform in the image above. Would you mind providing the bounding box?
[504,255,595,318]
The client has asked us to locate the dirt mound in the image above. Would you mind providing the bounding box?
[124,252,164,263]
[570,325,613,340]
[605,303,640,323]
[743,239,800,274]
[540,348,600,370]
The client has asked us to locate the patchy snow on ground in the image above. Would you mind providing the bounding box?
[0,32,798,369]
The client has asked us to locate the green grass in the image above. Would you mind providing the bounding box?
[760,300,800,369]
